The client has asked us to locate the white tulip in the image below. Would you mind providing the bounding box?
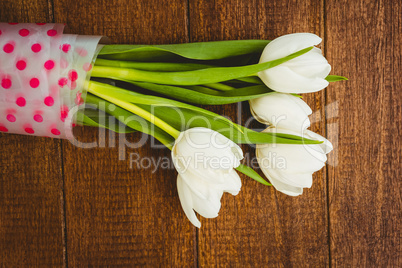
[172,127,243,227]
[256,127,332,196]
[258,33,331,93]
[249,92,312,132]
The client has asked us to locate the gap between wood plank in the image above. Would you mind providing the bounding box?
[47,0,69,266]
[322,0,332,266]
[59,140,69,268]
[186,1,199,267]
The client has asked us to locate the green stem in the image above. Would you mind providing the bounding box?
[84,94,175,149]
[203,83,235,91]
[87,82,181,139]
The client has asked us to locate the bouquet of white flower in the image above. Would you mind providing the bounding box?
[0,23,346,227]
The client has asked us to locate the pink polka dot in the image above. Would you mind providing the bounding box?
[36,23,46,25]
[6,114,16,122]
[75,92,83,105]
[83,62,92,72]
[3,43,14,53]
[68,81,77,90]
[58,77,68,87]
[16,97,26,107]
[25,127,34,134]
[44,60,55,70]
[68,70,78,81]
[44,96,54,106]
[31,43,41,53]
[51,128,61,135]
[16,60,27,70]
[75,47,88,57]
[47,29,57,36]
[33,114,43,122]
[61,43,71,53]
[0,126,8,132]
[19,28,30,36]
[60,105,69,122]
[1,78,11,89]
[30,78,40,88]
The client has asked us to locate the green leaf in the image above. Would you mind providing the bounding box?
[91,47,314,86]
[89,81,244,133]
[325,75,348,82]
[98,40,270,61]
[127,81,274,105]
[236,164,271,186]
[95,58,215,72]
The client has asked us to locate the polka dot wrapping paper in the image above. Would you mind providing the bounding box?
[0,23,104,139]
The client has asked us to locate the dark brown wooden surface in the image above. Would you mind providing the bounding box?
[0,1,64,267]
[0,0,401,267]
[326,0,402,267]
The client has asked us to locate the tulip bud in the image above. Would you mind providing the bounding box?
[258,33,331,93]
[256,127,332,196]
[172,127,244,227]
[249,92,312,132]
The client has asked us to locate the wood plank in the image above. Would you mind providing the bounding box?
[0,2,64,267]
[189,0,329,266]
[52,0,196,266]
[326,0,402,266]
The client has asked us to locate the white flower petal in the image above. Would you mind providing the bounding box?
[291,94,313,115]
[256,127,332,196]
[257,143,326,174]
[177,175,201,228]
[258,128,328,172]
[268,175,304,196]
[260,33,322,62]
[258,65,330,93]
[256,149,303,196]
[220,169,242,195]
[268,168,313,188]
[285,48,331,78]
[191,189,222,219]
[258,33,331,94]
[249,93,311,132]
[179,170,211,200]
[172,127,243,174]
[304,130,333,154]
[172,128,244,227]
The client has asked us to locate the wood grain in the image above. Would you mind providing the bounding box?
[326,0,402,266]
[189,0,330,267]
[0,0,401,267]
[0,1,64,267]
[52,0,195,266]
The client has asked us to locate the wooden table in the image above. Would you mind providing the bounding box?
[0,0,400,267]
